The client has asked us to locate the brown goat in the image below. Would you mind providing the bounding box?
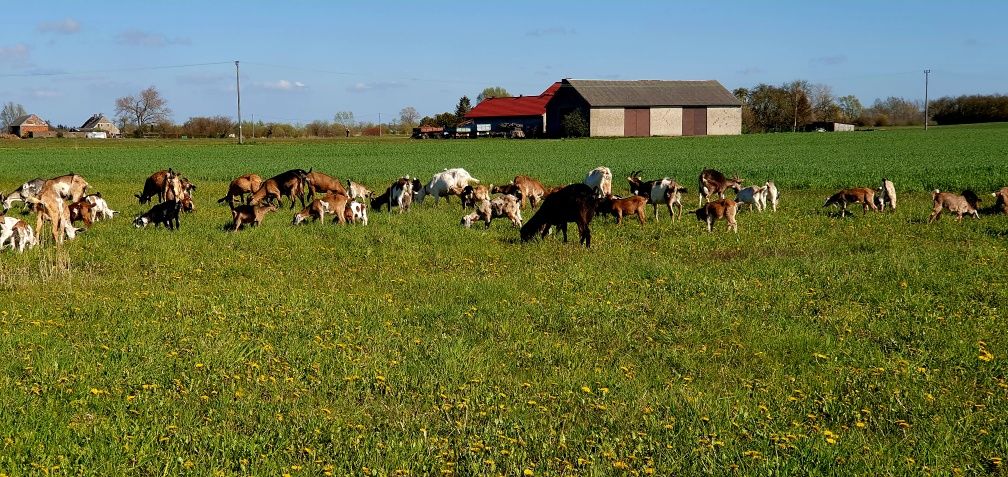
[231,203,278,230]
[320,191,351,224]
[292,199,331,225]
[991,187,1008,215]
[929,189,980,223]
[136,170,169,204]
[698,169,743,204]
[67,199,94,228]
[694,199,738,233]
[306,171,347,201]
[249,169,311,209]
[598,194,647,225]
[492,175,546,208]
[823,188,878,216]
[460,184,491,209]
[31,174,89,244]
[218,173,263,206]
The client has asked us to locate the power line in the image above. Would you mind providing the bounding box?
[0,61,233,78]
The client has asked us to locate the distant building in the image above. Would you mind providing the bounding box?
[464,83,561,137]
[544,79,742,137]
[805,121,855,132]
[80,113,120,137]
[8,114,50,138]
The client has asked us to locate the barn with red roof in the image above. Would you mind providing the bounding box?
[464,82,561,138]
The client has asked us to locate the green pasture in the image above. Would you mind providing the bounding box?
[0,124,1006,475]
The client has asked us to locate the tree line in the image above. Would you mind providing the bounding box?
[5,84,1008,139]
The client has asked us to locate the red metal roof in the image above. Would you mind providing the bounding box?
[465,82,561,119]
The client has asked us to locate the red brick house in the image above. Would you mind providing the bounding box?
[9,114,50,138]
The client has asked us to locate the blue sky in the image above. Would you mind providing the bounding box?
[1,1,1005,127]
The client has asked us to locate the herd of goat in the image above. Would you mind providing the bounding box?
[2,165,1008,251]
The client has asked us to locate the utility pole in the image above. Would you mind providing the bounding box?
[378,112,382,137]
[235,60,243,144]
[924,69,931,131]
[251,114,255,139]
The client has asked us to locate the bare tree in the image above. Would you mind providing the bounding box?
[115,86,171,134]
[399,106,419,129]
[809,84,839,122]
[1,102,27,129]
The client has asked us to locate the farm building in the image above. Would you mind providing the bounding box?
[8,114,50,138]
[544,79,742,137]
[80,113,120,137]
[464,83,561,137]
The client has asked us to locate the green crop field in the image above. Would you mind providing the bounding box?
[1,124,1007,476]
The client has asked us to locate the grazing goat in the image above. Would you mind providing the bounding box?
[136,170,170,204]
[823,188,878,216]
[764,181,779,212]
[218,173,264,206]
[929,189,980,223]
[415,168,480,205]
[627,171,688,220]
[347,180,374,200]
[134,200,182,230]
[371,176,414,213]
[694,199,738,233]
[292,199,332,225]
[1,217,38,252]
[461,194,522,228]
[734,185,767,212]
[320,191,351,224]
[992,187,1008,215]
[492,175,546,208]
[67,199,94,228]
[460,184,491,209]
[876,178,897,211]
[231,202,278,230]
[520,183,598,248]
[249,169,311,209]
[698,169,744,205]
[2,178,45,214]
[84,193,117,222]
[598,194,647,225]
[305,171,347,201]
[30,174,89,244]
[346,200,369,225]
[584,166,613,197]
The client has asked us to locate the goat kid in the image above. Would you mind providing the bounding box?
[598,194,647,225]
[231,202,278,230]
[461,194,522,228]
[876,178,897,211]
[929,189,980,223]
[292,199,332,225]
[734,185,767,212]
[2,178,45,214]
[347,180,374,201]
[1,216,39,252]
[694,199,738,233]
[992,186,1008,215]
[134,200,182,230]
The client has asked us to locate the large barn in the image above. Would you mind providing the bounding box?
[464,82,561,137]
[544,79,742,137]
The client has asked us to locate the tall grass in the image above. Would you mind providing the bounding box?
[0,124,1005,475]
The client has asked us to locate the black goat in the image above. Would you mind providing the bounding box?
[520,183,597,248]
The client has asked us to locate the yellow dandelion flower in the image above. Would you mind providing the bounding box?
[581,386,592,394]
[979,348,994,362]
[523,469,534,476]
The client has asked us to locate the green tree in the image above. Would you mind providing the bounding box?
[455,96,472,119]
[476,86,511,103]
[561,110,588,138]
[837,95,863,124]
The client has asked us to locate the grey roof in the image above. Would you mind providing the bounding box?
[11,114,34,126]
[81,114,111,129]
[564,79,741,107]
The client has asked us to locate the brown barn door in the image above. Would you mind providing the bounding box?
[683,108,707,136]
[623,108,650,137]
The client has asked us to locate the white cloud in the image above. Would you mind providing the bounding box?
[260,80,307,91]
[31,88,62,98]
[38,18,81,34]
[116,30,190,47]
[0,43,31,65]
[346,81,404,93]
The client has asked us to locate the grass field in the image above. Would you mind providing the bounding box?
[1,124,1007,475]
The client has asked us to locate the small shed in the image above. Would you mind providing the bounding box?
[9,114,50,138]
[805,121,855,132]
